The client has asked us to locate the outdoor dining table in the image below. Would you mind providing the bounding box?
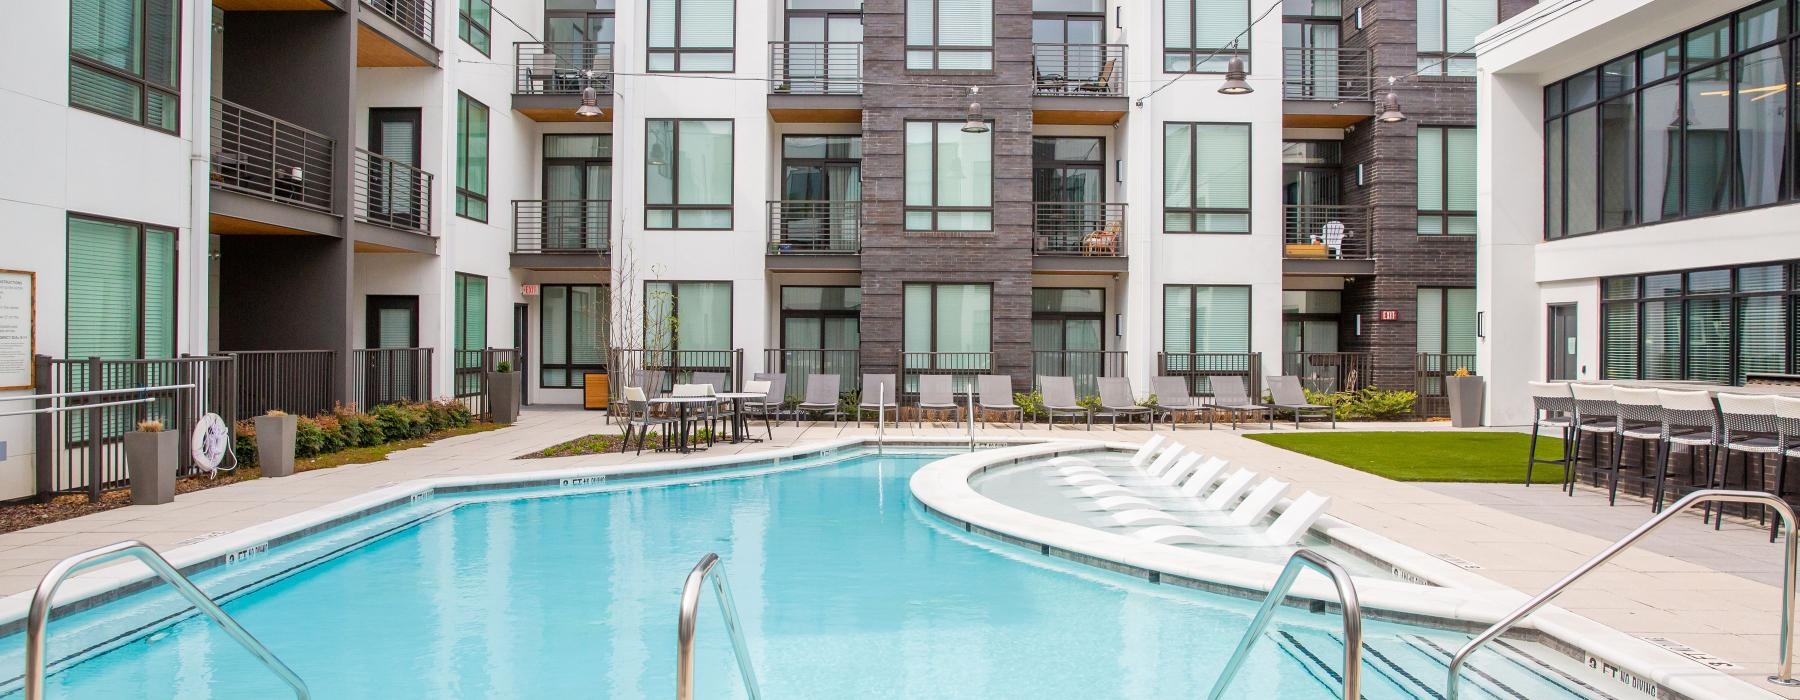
[714,392,768,444]
[1594,379,1800,396]
[648,396,718,453]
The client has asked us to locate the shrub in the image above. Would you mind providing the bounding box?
[136,419,163,433]
[1077,395,1103,412]
[1348,388,1418,420]
[496,360,512,373]
[1014,390,1045,419]
[1303,388,1355,421]
[293,416,328,457]
[233,420,257,466]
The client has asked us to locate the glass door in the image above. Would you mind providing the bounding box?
[369,108,421,229]
[785,11,861,93]
[1548,304,1578,380]
[780,135,861,251]
[546,1,615,80]
[366,295,419,404]
[1032,137,1105,253]
[1032,10,1105,88]
[1283,12,1341,99]
[543,134,610,251]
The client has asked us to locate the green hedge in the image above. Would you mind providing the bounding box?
[234,400,475,465]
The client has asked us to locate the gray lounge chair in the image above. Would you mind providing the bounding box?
[1151,375,1203,429]
[1205,376,1270,430]
[1267,375,1337,429]
[977,375,1023,430]
[1097,377,1153,430]
[751,372,788,424]
[916,374,963,427]
[797,373,843,424]
[691,371,729,393]
[620,386,677,454]
[856,373,896,426]
[740,379,775,440]
[1038,376,1091,430]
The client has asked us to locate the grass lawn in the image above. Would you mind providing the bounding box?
[1244,431,1567,484]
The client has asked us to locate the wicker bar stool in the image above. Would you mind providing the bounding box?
[1609,387,1666,506]
[1715,393,1780,528]
[1652,389,1720,513]
[1771,395,1800,541]
[1569,383,1622,496]
[1525,382,1575,488]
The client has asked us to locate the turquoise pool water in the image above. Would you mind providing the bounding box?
[2,450,1602,698]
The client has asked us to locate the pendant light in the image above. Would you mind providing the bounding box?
[961,86,990,133]
[1217,56,1252,95]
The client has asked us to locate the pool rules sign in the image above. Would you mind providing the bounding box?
[0,270,32,391]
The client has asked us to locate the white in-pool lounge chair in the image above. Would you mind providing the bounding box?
[1093,509,1186,527]
[1155,453,1205,486]
[1198,470,1258,511]
[1143,444,1187,477]
[1073,481,1137,498]
[1057,471,1118,486]
[1191,478,1289,527]
[1076,494,1161,511]
[1129,435,1168,468]
[1130,492,1332,547]
[1176,458,1231,498]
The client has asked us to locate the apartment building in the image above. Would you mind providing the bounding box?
[1477,0,1800,424]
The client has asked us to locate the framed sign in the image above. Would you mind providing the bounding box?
[0,270,34,390]
[1378,309,1399,322]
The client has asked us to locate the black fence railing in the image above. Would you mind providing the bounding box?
[1157,352,1264,399]
[514,199,610,254]
[354,148,433,234]
[608,349,745,398]
[32,355,235,502]
[227,349,336,421]
[514,41,614,95]
[210,98,334,212]
[1033,202,1125,256]
[1283,47,1372,102]
[1032,43,1126,96]
[768,201,861,254]
[769,42,862,95]
[362,0,434,43]
[899,352,992,399]
[1031,350,1127,398]
[1282,352,1371,394]
[762,349,859,402]
[352,347,434,411]
[1416,353,1477,417]
[1283,205,1371,261]
[452,348,517,420]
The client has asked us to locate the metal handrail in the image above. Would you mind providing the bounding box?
[676,553,762,700]
[1446,489,1800,698]
[1209,550,1362,700]
[25,540,309,699]
[877,382,885,455]
[0,383,197,403]
[965,387,976,451]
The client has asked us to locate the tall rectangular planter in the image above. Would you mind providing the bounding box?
[488,372,520,425]
[1447,376,1486,428]
[254,414,298,477]
[124,431,177,505]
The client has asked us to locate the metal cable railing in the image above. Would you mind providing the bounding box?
[353,148,433,234]
[1032,44,1127,96]
[769,42,862,95]
[210,98,334,212]
[514,199,610,253]
[514,41,613,95]
[362,0,433,43]
[768,201,861,254]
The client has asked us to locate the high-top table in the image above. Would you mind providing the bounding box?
[648,396,717,453]
[1594,379,1800,396]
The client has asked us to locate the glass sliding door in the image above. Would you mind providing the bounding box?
[1031,288,1105,394]
[1032,5,1104,88]
[785,5,861,94]
[779,286,860,399]
[779,135,861,251]
[543,134,611,251]
[1032,137,1104,253]
[369,108,422,229]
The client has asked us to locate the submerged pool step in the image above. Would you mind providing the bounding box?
[1270,626,1608,700]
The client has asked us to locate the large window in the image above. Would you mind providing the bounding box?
[454,273,488,394]
[1164,0,1250,72]
[455,93,489,222]
[904,283,992,387]
[1417,126,1476,235]
[1602,262,1800,384]
[645,281,732,351]
[1415,0,1495,76]
[905,121,992,231]
[66,215,175,360]
[648,0,734,72]
[70,0,179,132]
[907,0,993,70]
[1162,285,1250,355]
[541,285,609,388]
[646,119,733,229]
[459,0,492,56]
[1164,123,1250,233]
[1415,287,1477,357]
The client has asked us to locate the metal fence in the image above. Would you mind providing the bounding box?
[1031,350,1127,398]
[32,355,234,502]
[769,42,862,95]
[514,199,610,254]
[1032,44,1127,96]
[352,348,434,410]
[514,41,614,95]
[1033,202,1125,256]
[354,148,433,234]
[899,352,992,399]
[452,348,518,419]
[1283,205,1371,260]
[363,0,434,42]
[228,350,336,421]
[1282,352,1371,394]
[1157,352,1264,399]
[210,98,334,212]
[609,349,745,397]
[1416,353,1477,417]
[762,349,859,402]
[1282,47,1372,101]
[768,201,861,254]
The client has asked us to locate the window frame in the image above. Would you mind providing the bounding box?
[906,0,995,72]
[1416,125,1477,236]
[645,118,735,230]
[642,280,734,351]
[459,0,493,56]
[1162,121,1252,234]
[1415,0,1497,77]
[64,212,178,360]
[455,92,490,223]
[538,283,610,389]
[647,0,737,73]
[1414,286,1478,355]
[902,282,995,356]
[1162,0,1253,74]
[778,285,861,350]
[1030,287,1108,350]
[1600,261,1799,384]
[904,120,995,232]
[1160,284,1252,355]
[68,0,181,133]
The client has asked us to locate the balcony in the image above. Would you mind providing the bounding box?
[767,201,861,270]
[358,0,438,67]
[1282,48,1373,128]
[512,199,610,270]
[513,42,614,121]
[768,42,862,123]
[352,148,435,253]
[1032,44,1127,124]
[1282,204,1373,276]
[209,98,338,237]
[1032,202,1126,273]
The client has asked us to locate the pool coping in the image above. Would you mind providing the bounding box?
[907,440,1779,700]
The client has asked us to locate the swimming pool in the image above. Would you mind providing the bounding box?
[1,448,1605,698]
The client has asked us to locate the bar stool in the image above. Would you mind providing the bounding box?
[1771,395,1800,541]
[1610,387,1666,506]
[1569,384,1622,496]
[1653,389,1720,513]
[1715,392,1780,528]
[1525,382,1575,488]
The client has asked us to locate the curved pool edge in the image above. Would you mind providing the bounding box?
[907,440,1779,700]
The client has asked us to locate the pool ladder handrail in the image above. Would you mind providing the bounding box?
[877,382,885,455]
[25,540,310,700]
[676,552,763,700]
[1446,488,1800,698]
[966,387,976,452]
[1208,549,1362,700]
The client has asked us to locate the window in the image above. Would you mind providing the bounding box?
[454,273,488,394]
[1602,262,1800,384]
[648,0,734,72]
[1032,288,1106,393]
[455,93,489,222]
[1164,0,1250,72]
[542,134,611,250]
[1162,285,1250,358]
[904,283,992,389]
[1164,123,1250,233]
[1416,0,1495,76]
[905,122,993,231]
[459,0,492,56]
[1417,126,1476,235]
[907,0,993,70]
[1415,287,1477,357]
[776,286,860,395]
[66,215,175,360]
[541,285,609,388]
[69,0,179,132]
[646,119,733,229]
[645,281,732,351]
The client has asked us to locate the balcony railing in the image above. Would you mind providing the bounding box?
[1033,202,1125,257]
[514,199,610,254]
[514,42,614,95]
[1282,47,1372,102]
[762,349,859,402]
[1415,353,1477,417]
[1033,44,1127,97]
[362,0,433,43]
[1157,352,1264,399]
[1032,350,1127,398]
[900,352,992,399]
[353,148,433,234]
[1282,352,1371,394]
[768,201,861,254]
[769,42,862,95]
[210,98,334,212]
[1283,204,1370,260]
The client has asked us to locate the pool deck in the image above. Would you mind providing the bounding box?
[1,407,1793,697]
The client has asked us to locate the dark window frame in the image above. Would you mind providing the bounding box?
[1415,0,1498,78]
[906,0,995,72]
[647,0,737,73]
[904,120,994,232]
[64,212,178,360]
[1600,261,1798,384]
[1415,285,1477,355]
[645,118,735,230]
[1160,283,1252,355]
[777,285,861,350]
[901,282,995,357]
[1031,287,1108,350]
[541,133,613,198]
[1417,125,1477,236]
[642,280,735,351]
[538,283,610,389]
[460,0,494,56]
[68,0,181,133]
[1162,0,1252,74]
[455,92,490,223]
[1163,121,1252,234]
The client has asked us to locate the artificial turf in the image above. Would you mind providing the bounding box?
[1244,430,1568,484]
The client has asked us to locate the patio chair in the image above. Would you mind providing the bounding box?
[977,374,1023,430]
[670,383,720,447]
[619,386,676,455]
[856,373,897,427]
[1151,375,1202,429]
[1265,376,1336,429]
[1037,376,1091,430]
[1716,393,1779,529]
[691,371,729,393]
[1204,376,1270,430]
[741,379,775,440]
[916,374,962,427]
[751,372,788,425]
[1076,58,1117,93]
[1096,377,1154,430]
[1525,381,1575,488]
[796,373,843,424]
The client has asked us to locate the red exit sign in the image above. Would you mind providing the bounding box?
[1378,310,1399,321]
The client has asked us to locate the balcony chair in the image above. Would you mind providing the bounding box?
[1082,221,1120,256]
[1076,58,1117,93]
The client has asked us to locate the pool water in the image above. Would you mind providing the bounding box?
[3,450,1602,698]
